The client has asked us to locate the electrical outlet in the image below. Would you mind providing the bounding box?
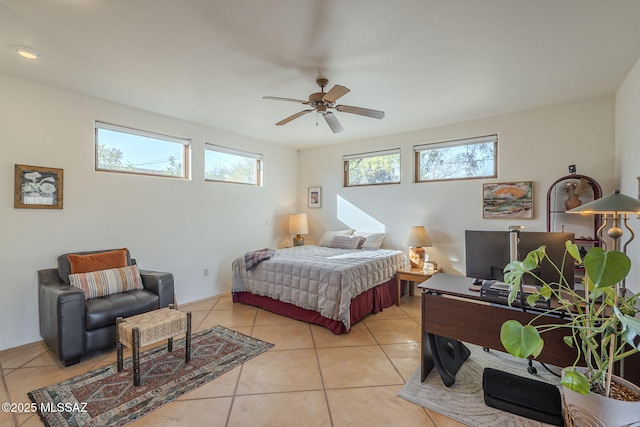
[203,268,209,277]
[265,218,269,225]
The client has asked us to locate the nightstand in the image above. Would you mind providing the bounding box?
[395,266,439,306]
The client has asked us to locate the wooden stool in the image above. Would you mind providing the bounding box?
[116,305,191,386]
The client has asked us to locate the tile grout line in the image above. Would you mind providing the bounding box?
[311,324,336,427]
[223,299,260,427]
[0,361,19,427]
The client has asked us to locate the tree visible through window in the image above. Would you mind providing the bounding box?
[95,122,189,178]
[344,149,401,187]
[415,135,497,182]
[205,144,262,186]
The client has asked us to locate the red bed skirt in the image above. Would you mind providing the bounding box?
[232,278,397,334]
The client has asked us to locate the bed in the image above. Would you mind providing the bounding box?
[232,244,409,334]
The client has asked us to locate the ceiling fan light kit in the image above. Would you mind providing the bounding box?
[264,78,385,133]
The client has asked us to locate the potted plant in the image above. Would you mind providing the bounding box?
[499,242,640,425]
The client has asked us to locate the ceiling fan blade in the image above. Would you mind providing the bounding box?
[322,112,344,133]
[263,96,309,104]
[323,84,350,103]
[336,104,385,119]
[275,109,314,126]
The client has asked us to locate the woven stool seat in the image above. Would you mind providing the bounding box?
[118,307,187,348]
[116,305,191,386]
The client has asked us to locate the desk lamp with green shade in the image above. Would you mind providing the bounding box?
[567,189,640,296]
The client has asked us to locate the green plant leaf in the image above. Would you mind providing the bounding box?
[566,241,581,264]
[526,293,540,307]
[503,260,527,305]
[504,260,526,284]
[562,336,574,348]
[539,284,552,299]
[500,320,543,358]
[584,248,631,289]
[507,282,520,306]
[561,368,591,395]
[619,293,639,316]
[614,306,640,350]
[523,246,545,270]
[603,287,617,307]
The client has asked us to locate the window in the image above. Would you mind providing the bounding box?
[343,149,401,187]
[205,144,262,186]
[95,122,189,178]
[414,135,497,182]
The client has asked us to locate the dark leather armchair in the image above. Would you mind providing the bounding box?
[38,249,174,366]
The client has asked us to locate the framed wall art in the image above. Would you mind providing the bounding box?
[14,164,64,209]
[308,186,322,208]
[482,181,532,219]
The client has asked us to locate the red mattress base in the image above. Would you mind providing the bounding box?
[233,278,397,334]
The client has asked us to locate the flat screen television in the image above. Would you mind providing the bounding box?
[465,230,575,287]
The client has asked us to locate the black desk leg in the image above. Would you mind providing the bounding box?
[421,330,436,382]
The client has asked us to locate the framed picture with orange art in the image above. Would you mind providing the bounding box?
[482,181,532,219]
[14,164,64,209]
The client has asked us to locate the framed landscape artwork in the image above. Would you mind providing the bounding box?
[308,187,322,208]
[14,164,64,209]
[482,181,532,219]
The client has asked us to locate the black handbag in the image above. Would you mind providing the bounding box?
[482,368,564,426]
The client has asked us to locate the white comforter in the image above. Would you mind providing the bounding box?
[232,245,409,330]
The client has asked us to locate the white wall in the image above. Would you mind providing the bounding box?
[298,97,616,277]
[616,56,640,295]
[0,73,298,351]
[0,71,626,353]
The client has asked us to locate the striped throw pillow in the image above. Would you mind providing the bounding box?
[328,235,366,249]
[69,265,143,300]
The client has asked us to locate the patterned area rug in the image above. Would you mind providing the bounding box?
[28,325,274,427]
[398,343,562,427]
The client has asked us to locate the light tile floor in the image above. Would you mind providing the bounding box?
[0,288,465,427]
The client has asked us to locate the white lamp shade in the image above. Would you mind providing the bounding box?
[289,213,309,235]
[403,226,433,247]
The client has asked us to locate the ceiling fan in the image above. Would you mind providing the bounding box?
[263,78,385,133]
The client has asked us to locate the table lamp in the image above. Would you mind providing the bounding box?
[289,213,309,246]
[568,190,640,295]
[403,226,433,269]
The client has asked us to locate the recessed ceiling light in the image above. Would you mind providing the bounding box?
[14,46,41,60]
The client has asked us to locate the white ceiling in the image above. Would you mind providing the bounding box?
[2,0,640,149]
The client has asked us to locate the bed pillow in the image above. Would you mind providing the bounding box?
[329,235,366,249]
[355,232,388,249]
[68,248,128,274]
[318,229,353,246]
[69,265,143,300]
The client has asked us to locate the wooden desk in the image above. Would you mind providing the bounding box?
[395,267,439,306]
[418,273,640,385]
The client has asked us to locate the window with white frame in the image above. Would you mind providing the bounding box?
[414,135,497,182]
[343,148,401,187]
[204,144,262,186]
[95,121,189,179]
